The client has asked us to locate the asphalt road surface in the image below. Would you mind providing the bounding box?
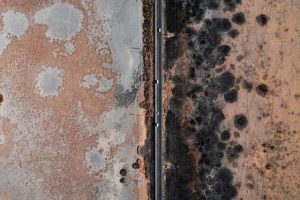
[155,0,163,199]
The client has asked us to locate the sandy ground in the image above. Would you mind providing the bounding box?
[223,1,300,199]
[0,0,148,199]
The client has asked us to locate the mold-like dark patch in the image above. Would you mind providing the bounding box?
[242,80,253,92]
[236,55,244,61]
[211,18,232,32]
[226,144,244,161]
[207,0,221,10]
[256,84,269,97]
[165,0,244,199]
[221,130,231,140]
[0,94,3,104]
[246,183,255,189]
[228,29,239,38]
[232,12,246,25]
[120,178,125,183]
[223,0,242,11]
[213,71,236,93]
[256,14,268,26]
[265,163,271,170]
[224,89,238,103]
[132,160,140,169]
[234,131,240,138]
[218,45,231,56]
[234,114,248,130]
[120,169,127,176]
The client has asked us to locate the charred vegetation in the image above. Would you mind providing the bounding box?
[165,0,248,199]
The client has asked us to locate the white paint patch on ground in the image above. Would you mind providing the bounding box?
[0,10,29,55]
[85,148,106,173]
[36,67,63,97]
[64,42,76,56]
[81,73,113,96]
[2,10,29,38]
[34,3,83,41]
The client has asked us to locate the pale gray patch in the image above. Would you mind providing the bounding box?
[97,76,113,93]
[93,0,143,92]
[3,10,29,38]
[116,70,140,107]
[36,67,63,97]
[0,34,10,55]
[64,42,76,55]
[81,74,98,88]
[81,74,113,95]
[34,3,83,41]
[85,149,105,172]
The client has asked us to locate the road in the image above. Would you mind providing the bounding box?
[154,0,163,199]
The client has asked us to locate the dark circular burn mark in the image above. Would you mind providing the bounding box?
[207,0,221,10]
[120,169,127,176]
[231,12,246,25]
[234,114,248,130]
[256,84,269,97]
[214,71,236,93]
[0,94,3,104]
[242,80,253,92]
[233,144,244,153]
[226,144,244,161]
[223,0,242,11]
[221,130,231,141]
[132,160,140,169]
[228,29,239,38]
[224,89,238,103]
[218,45,231,56]
[256,14,268,26]
[212,18,232,32]
[218,142,227,150]
[119,178,125,183]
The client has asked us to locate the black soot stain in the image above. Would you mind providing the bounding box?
[242,80,253,92]
[256,83,269,97]
[232,12,246,25]
[256,14,268,26]
[234,114,248,130]
[224,89,238,103]
[165,0,246,199]
[228,29,240,38]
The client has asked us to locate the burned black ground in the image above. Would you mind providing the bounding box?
[256,14,268,26]
[165,0,247,199]
[231,12,246,25]
[256,83,269,97]
[224,89,238,103]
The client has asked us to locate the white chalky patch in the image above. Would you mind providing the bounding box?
[36,67,63,97]
[0,10,29,55]
[85,148,105,172]
[81,74,113,95]
[3,10,29,38]
[34,3,83,41]
[64,42,76,55]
